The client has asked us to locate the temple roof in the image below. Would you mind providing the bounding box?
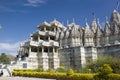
[96,23,103,37]
[84,22,94,37]
[50,19,64,28]
[91,20,97,33]
[104,21,111,35]
[110,9,120,25]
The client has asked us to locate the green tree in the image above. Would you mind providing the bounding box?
[85,54,120,73]
[0,53,10,64]
[99,64,113,75]
[94,64,113,80]
[57,66,65,72]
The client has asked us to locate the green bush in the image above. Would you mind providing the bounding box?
[48,69,55,74]
[94,64,113,80]
[34,68,43,72]
[13,69,33,72]
[99,64,113,75]
[77,68,92,73]
[86,54,120,73]
[66,68,74,76]
[12,69,120,80]
[57,66,65,72]
[12,71,94,80]
[108,74,120,80]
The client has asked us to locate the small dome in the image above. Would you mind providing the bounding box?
[50,19,64,28]
[84,22,94,37]
[69,25,81,38]
[91,20,97,33]
[110,10,120,24]
[38,21,50,28]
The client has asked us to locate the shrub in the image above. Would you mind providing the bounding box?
[99,64,113,75]
[12,68,120,80]
[57,66,65,72]
[49,69,55,74]
[108,73,120,80]
[66,68,74,76]
[86,54,120,73]
[34,68,43,72]
[94,64,113,80]
[77,68,92,73]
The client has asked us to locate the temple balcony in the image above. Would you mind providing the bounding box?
[30,41,39,46]
[42,41,50,46]
[47,31,56,36]
[38,31,46,36]
[23,41,30,46]
[50,41,59,47]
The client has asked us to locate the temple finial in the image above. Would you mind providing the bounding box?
[67,19,69,25]
[106,16,108,22]
[54,18,56,21]
[72,18,75,23]
[85,18,88,25]
[97,18,100,24]
[92,12,96,21]
[116,0,120,11]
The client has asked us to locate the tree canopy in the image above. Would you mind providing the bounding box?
[0,53,11,64]
[85,54,120,74]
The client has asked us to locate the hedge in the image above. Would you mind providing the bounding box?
[12,71,94,80]
[12,69,120,80]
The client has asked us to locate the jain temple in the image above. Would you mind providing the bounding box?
[13,9,120,71]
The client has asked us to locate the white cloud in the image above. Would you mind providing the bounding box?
[0,42,21,55]
[0,42,20,51]
[24,0,46,7]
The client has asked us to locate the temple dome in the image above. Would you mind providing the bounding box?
[50,19,64,28]
[84,22,94,37]
[110,10,120,25]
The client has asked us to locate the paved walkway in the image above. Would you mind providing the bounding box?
[0,76,55,80]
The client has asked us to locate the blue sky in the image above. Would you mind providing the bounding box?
[0,0,117,56]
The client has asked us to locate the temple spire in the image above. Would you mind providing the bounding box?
[106,16,108,22]
[67,19,69,25]
[92,12,96,21]
[85,18,88,25]
[72,18,75,23]
[116,0,120,11]
[97,18,100,24]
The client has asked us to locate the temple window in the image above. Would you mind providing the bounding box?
[44,36,49,41]
[46,27,50,31]
[40,27,44,31]
[49,47,53,52]
[44,47,48,52]
[33,36,38,41]
[50,36,55,40]
[40,36,45,40]
[39,47,42,52]
[51,27,54,31]
[31,46,38,52]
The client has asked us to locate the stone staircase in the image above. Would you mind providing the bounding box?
[0,69,11,77]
